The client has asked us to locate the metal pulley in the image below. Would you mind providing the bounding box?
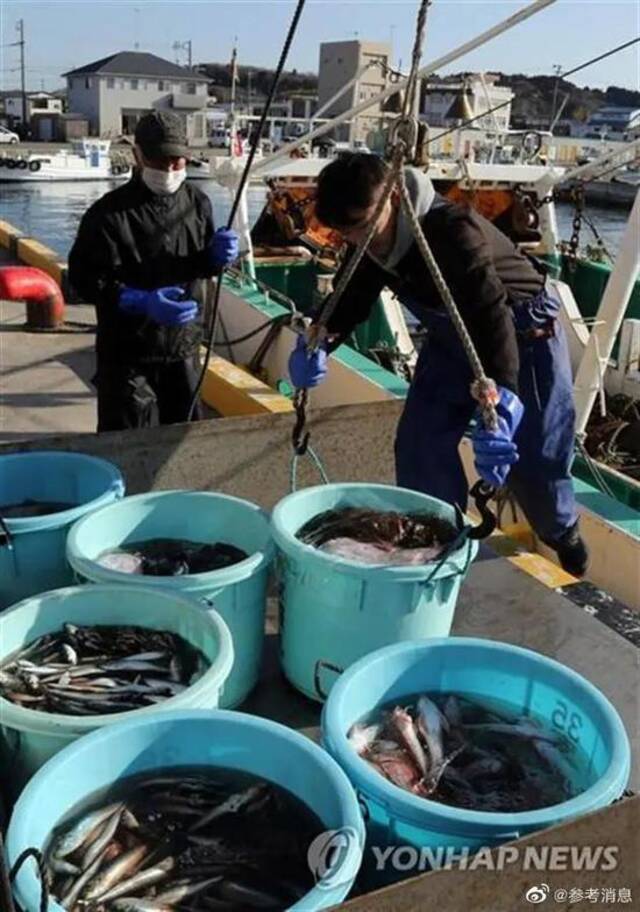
[386,115,420,163]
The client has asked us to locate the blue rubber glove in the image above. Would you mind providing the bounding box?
[118,286,198,327]
[471,387,524,487]
[208,228,240,270]
[288,334,328,388]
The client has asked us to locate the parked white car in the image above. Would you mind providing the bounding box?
[0,125,19,144]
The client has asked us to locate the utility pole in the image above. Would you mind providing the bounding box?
[550,63,562,132]
[14,19,27,129]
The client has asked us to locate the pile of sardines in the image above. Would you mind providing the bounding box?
[296,507,458,565]
[0,625,208,715]
[45,769,323,910]
[349,692,578,812]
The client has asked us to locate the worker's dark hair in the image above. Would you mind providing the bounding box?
[315,153,388,228]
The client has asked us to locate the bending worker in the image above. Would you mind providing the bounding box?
[69,111,239,431]
[288,153,588,576]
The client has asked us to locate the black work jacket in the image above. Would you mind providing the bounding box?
[68,173,214,365]
[326,196,547,392]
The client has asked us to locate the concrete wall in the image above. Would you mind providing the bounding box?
[0,402,404,508]
[317,40,390,144]
[67,75,207,136]
[67,78,101,134]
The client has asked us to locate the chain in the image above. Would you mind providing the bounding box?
[292,387,310,455]
[564,181,585,272]
[535,190,556,209]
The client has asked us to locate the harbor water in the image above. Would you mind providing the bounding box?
[0,179,629,261]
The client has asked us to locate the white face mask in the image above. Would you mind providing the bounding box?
[141,166,186,195]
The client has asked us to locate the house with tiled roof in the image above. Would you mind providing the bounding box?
[63,51,209,140]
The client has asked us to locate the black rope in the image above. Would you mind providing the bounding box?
[427,99,512,145]
[9,846,49,912]
[217,313,290,347]
[186,0,307,422]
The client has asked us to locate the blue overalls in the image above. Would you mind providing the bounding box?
[394,289,578,544]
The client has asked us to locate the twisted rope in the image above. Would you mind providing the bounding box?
[403,0,431,117]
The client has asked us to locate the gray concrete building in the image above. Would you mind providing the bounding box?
[63,51,209,141]
[317,40,391,144]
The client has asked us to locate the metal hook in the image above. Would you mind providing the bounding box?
[468,480,498,540]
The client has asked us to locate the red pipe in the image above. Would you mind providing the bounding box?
[0,266,65,330]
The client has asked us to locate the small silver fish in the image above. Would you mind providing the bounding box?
[60,848,108,908]
[83,843,148,901]
[417,696,445,770]
[53,801,123,858]
[391,707,428,776]
[49,857,80,876]
[81,804,122,869]
[190,784,269,832]
[61,644,78,665]
[96,857,175,903]
[111,900,173,912]
[101,659,166,673]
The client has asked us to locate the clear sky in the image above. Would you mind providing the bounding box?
[1,0,638,93]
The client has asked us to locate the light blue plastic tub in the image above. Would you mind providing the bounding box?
[0,452,124,610]
[7,710,365,912]
[66,490,274,708]
[322,638,631,885]
[0,584,233,796]
[271,484,478,701]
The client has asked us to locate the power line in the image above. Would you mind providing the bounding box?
[558,36,640,82]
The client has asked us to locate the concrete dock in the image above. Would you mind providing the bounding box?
[0,290,638,909]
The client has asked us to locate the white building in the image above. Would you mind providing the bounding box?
[587,106,640,139]
[4,92,63,124]
[422,75,513,132]
[62,51,209,141]
[317,40,391,144]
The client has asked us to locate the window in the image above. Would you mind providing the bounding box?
[186,82,197,95]
[106,77,115,89]
[85,77,92,89]
[130,79,139,90]
[158,80,165,91]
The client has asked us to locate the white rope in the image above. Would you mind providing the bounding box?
[396,167,499,429]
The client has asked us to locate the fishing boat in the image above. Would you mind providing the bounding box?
[0,139,132,183]
[200,122,640,609]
